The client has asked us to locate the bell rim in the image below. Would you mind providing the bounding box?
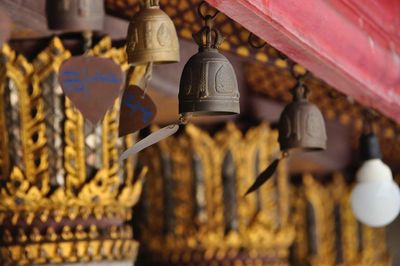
[279,141,327,153]
[180,110,240,116]
[47,18,105,32]
[179,99,240,116]
[128,58,180,66]
[280,146,327,152]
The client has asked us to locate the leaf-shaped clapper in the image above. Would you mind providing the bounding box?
[119,124,179,161]
[244,158,281,196]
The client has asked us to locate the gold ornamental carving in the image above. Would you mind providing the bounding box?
[0,37,145,265]
[291,173,390,266]
[137,122,295,265]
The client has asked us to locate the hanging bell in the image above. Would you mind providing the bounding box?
[126,0,180,65]
[278,82,327,151]
[178,18,240,115]
[46,0,105,32]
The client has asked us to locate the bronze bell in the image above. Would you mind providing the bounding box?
[126,0,180,65]
[46,0,105,32]
[278,82,327,151]
[178,18,240,115]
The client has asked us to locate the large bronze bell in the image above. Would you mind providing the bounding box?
[126,0,180,65]
[178,17,240,115]
[46,0,105,32]
[278,82,327,151]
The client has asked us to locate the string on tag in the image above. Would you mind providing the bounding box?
[82,31,93,55]
[141,62,153,98]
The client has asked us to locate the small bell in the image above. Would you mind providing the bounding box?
[46,0,105,32]
[178,11,240,115]
[126,0,180,65]
[278,82,327,151]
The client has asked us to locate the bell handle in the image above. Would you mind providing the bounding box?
[291,82,310,101]
[140,0,159,7]
[140,0,151,7]
[193,26,224,49]
[210,28,224,48]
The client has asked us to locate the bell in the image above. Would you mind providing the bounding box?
[46,0,105,32]
[126,0,180,65]
[278,82,327,151]
[178,20,240,115]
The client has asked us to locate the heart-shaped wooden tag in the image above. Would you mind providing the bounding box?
[119,85,157,137]
[59,56,123,124]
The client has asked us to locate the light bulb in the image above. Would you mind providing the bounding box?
[356,159,392,183]
[351,159,400,227]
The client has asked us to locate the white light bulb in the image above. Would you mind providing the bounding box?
[351,159,400,227]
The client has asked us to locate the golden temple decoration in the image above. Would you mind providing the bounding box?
[0,37,145,265]
[137,122,295,266]
[136,122,392,266]
[291,173,390,266]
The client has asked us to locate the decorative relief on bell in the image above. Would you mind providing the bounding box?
[157,23,171,46]
[306,111,325,138]
[216,65,236,94]
[144,22,153,48]
[126,0,180,65]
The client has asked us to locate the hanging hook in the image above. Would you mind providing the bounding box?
[198,1,219,20]
[248,32,266,49]
[193,1,223,49]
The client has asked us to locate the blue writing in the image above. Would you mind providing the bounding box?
[123,93,153,124]
[64,78,82,83]
[62,70,80,75]
[60,70,121,93]
[89,73,121,84]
